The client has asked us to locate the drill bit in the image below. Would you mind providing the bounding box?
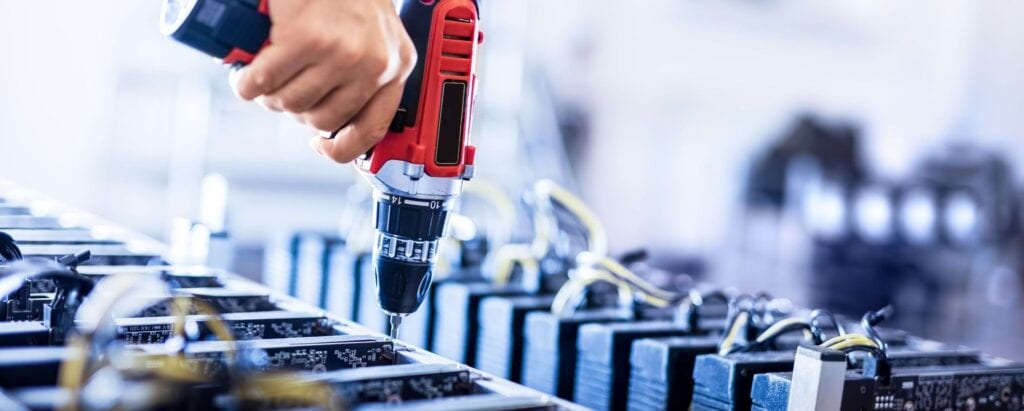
[388,314,403,339]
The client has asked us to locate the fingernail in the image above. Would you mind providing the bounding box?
[309,136,325,155]
[228,66,246,98]
[318,128,340,140]
[256,96,282,112]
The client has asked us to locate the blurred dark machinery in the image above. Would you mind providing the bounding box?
[743,115,1024,338]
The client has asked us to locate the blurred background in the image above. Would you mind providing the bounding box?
[0,0,1021,359]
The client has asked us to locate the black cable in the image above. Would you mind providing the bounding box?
[861,305,893,356]
[859,305,894,384]
[717,295,755,354]
[677,289,729,331]
[809,309,846,339]
[0,231,22,263]
[56,250,92,269]
[0,259,96,343]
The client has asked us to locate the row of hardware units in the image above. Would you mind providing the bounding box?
[0,184,581,410]
[267,192,1024,410]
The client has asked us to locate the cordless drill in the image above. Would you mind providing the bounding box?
[160,0,482,338]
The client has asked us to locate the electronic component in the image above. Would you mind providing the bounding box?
[16,244,162,266]
[308,363,474,405]
[354,394,556,411]
[124,288,278,317]
[0,182,583,411]
[129,335,395,377]
[21,265,223,294]
[75,265,223,288]
[692,350,798,410]
[626,335,721,411]
[752,362,1024,410]
[432,282,525,365]
[695,343,985,410]
[0,260,95,345]
[475,295,555,382]
[787,344,848,411]
[867,339,981,367]
[521,309,632,399]
[113,311,336,344]
[574,321,714,411]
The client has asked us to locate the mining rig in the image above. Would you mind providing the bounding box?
[0,182,580,410]
[1,179,1022,411]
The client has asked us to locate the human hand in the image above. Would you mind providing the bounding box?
[232,0,416,163]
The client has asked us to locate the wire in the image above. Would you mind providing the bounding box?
[577,252,682,308]
[861,305,893,357]
[58,273,169,411]
[532,179,602,256]
[676,289,730,331]
[821,333,876,348]
[0,231,22,263]
[550,266,632,317]
[810,309,846,338]
[490,244,540,287]
[754,317,820,345]
[827,336,879,351]
[718,311,750,356]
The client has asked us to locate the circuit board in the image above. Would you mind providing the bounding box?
[114,311,336,344]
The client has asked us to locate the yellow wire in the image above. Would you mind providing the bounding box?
[550,267,633,317]
[57,336,89,411]
[533,180,608,257]
[579,253,679,307]
[140,296,228,384]
[490,244,540,287]
[820,333,874,348]
[550,278,589,317]
[754,318,812,344]
[718,312,750,356]
[829,338,880,351]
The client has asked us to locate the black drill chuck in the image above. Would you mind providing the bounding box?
[373,194,451,316]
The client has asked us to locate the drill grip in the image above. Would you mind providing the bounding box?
[161,0,271,65]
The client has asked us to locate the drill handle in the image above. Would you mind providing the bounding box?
[161,0,271,65]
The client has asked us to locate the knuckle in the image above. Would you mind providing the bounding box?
[367,52,390,76]
[307,112,342,132]
[329,151,358,164]
[278,98,299,112]
[279,97,302,113]
[364,124,390,143]
[238,75,264,99]
[398,46,417,76]
[303,31,332,53]
[329,39,362,64]
[401,38,417,65]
